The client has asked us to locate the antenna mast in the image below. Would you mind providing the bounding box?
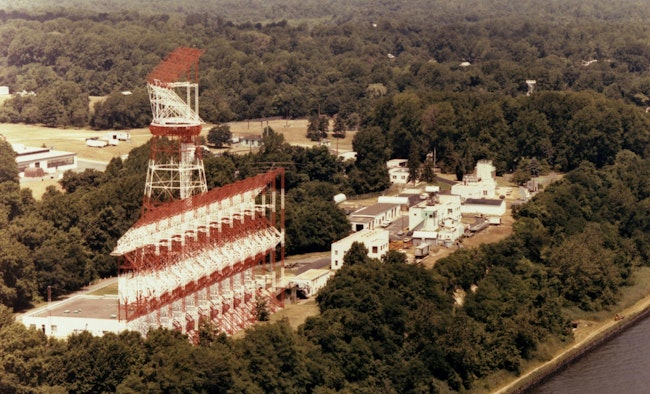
[144,47,207,211]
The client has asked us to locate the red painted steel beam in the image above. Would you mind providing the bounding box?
[147,47,205,85]
[122,212,275,271]
[123,250,270,322]
[134,169,284,229]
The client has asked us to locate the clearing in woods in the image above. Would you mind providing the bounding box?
[1,118,355,198]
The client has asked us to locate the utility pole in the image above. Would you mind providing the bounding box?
[47,285,51,336]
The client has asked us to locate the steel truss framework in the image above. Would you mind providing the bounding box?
[144,47,207,211]
[112,169,286,338]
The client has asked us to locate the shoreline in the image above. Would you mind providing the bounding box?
[494,292,650,393]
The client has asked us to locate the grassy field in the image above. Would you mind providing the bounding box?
[89,281,119,296]
[226,118,355,154]
[1,118,355,199]
[1,118,354,162]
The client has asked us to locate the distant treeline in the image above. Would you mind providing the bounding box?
[3,1,650,128]
[2,4,650,182]
[9,0,650,25]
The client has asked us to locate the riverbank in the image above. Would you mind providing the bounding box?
[494,277,650,393]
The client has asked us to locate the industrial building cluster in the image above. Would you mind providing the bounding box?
[20,48,515,341]
[331,159,508,269]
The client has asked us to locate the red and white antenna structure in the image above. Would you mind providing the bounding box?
[144,47,207,211]
[112,48,286,341]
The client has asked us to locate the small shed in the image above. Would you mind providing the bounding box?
[240,135,263,148]
[288,269,331,298]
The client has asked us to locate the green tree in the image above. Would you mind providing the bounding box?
[207,124,233,148]
[343,242,370,267]
[59,169,104,193]
[332,114,346,138]
[0,232,36,308]
[285,182,349,254]
[407,145,421,184]
[350,126,390,194]
[421,153,436,183]
[0,141,19,184]
[306,114,327,141]
[33,81,89,127]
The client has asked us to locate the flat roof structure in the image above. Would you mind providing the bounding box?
[293,268,331,282]
[350,216,374,224]
[15,149,76,163]
[331,228,390,269]
[464,198,505,206]
[32,296,118,319]
[333,228,388,244]
[13,144,49,156]
[21,293,126,339]
[351,203,400,217]
[12,143,77,175]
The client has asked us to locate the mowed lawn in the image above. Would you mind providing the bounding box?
[2,119,355,198]
[1,118,354,162]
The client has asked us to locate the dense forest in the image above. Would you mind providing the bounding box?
[1,0,650,392]
[3,0,650,177]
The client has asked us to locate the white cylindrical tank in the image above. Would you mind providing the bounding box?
[378,196,409,205]
[333,193,347,204]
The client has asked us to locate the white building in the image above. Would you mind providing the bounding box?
[389,167,411,185]
[239,134,262,148]
[408,193,465,247]
[12,144,77,176]
[21,294,126,339]
[349,203,401,232]
[387,158,407,168]
[331,229,390,270]
[386,158,411,185]
[288,269,331,298]
[451,160,497,200]
[460,198,507,217]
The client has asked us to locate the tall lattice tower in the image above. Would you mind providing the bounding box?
[144,47,207,211]
[112,47,286,341]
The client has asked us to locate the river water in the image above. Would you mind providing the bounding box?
[528,315,650,393]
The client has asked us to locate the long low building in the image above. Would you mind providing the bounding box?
[287,269,332,298]
[21,294,125,338]
[460,198,506,217]
[349,203,400,231]
[12,144,77,176]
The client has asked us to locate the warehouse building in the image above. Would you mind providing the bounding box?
[12,144,77,177]
[349,203,400,232]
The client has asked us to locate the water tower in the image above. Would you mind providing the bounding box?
[144,47,207,211]
[526,79,537,96]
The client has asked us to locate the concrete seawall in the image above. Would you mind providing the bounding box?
[501,305,650,393]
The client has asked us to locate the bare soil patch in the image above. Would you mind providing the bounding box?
[269,298,320,328]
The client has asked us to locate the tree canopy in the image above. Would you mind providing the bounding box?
[1,1,650,392]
